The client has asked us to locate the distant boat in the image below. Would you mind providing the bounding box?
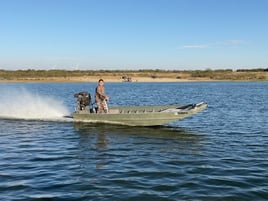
[72,92,208,126]
[121,76,132,82]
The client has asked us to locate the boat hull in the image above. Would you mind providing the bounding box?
[72,102,208,126]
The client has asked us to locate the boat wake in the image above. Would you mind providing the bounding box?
[0,87,72,122]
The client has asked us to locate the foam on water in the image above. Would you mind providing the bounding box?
[0,87,70,121]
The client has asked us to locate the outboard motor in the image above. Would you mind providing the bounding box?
[74,92,91,111]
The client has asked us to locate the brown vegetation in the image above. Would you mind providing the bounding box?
[0,69,267,82]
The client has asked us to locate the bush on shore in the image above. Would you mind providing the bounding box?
[0,68,267,81]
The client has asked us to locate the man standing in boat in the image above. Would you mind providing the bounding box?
[95,79,109,113]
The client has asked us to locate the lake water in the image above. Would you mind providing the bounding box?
[0,82,267,201]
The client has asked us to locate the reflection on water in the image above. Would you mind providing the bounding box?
[74,122,204,170]
[72,122,208,200]
[73,122,204,139]
[95,132,109,169]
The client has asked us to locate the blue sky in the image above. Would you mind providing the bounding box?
[1,0,268,70]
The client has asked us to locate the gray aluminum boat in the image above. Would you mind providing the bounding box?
[72,92,208,126]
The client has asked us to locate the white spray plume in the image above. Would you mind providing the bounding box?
[0,87,70,120]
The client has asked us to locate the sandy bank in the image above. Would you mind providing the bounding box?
[0,76,213,83]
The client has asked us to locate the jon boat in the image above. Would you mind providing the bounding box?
[72,92,208,127]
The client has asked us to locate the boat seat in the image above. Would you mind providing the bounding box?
[109,109,120,114]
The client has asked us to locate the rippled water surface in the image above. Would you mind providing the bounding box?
[0,82,267,201]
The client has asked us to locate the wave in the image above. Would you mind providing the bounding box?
[0,87,70,121]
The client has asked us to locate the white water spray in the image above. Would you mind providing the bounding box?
[0,87,70,120]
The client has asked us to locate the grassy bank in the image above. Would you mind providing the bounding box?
[0,69,267,82]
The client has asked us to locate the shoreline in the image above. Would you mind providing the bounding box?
[0,76,254,83]
[0,78,267,83]
[1,69,267,83]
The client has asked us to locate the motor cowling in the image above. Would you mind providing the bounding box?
[74,92,91,110]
